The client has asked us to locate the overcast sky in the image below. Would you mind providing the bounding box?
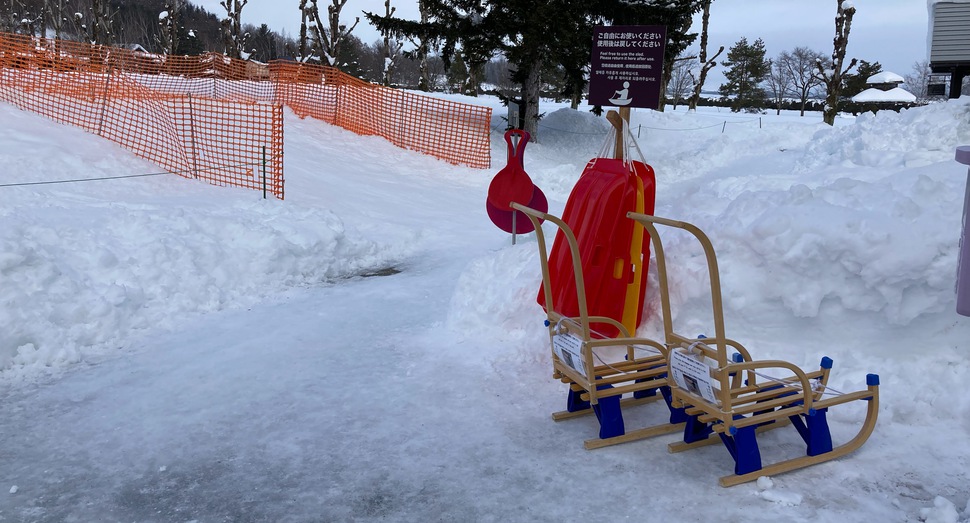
[193,0,931,85]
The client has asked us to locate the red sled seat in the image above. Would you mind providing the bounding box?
[538,157,656,338]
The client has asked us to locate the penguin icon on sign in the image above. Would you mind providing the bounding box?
[610,81,633,106]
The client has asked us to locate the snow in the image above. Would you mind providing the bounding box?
[1,94,969,521]
[867,71,906,84]
[853,86,918,103]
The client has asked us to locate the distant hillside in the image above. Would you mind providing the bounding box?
[1,1,236,56]
[0,2,444,88]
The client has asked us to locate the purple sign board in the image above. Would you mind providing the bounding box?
[588,25,667,110]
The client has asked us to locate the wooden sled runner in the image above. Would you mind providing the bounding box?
[512,203,687,450]
[625,211,880,487]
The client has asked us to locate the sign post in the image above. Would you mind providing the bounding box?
[954,146,970,316]
[588,25,667,112]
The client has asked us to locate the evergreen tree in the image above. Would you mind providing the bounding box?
[335,33,366,78]
[365,0,442,91]
[367,0,702,133]
[366,0,498,96]
[490,0,590,134]
[248,23,282,62]
[842,59,881,98]
[542,0,596,110]
[719,37,770,112]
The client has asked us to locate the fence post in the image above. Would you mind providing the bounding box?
[187,94,200,179]
[97,64,113,137]
[262,145,267,199]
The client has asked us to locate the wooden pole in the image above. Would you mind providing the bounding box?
[609,107,631,160]
[606,108,630,160]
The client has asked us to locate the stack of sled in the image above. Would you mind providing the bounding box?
[510,110,880,487]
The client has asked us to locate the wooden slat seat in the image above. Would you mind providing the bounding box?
[512,204,687,450]
[626,211,880,487]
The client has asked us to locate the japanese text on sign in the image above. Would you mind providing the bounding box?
[588,25,667,110]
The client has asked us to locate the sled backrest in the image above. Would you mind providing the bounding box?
[624,212,756,407]
[514,203,595,341]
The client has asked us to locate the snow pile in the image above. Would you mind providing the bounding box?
[0,106,412,378]
[1,92,969,521]
[798,96,970,171]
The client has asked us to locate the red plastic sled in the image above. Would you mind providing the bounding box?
[487,129,547,233]
[538,157,656,337]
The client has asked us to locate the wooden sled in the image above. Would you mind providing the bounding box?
[513,203,687,450]
[625,211,880,487]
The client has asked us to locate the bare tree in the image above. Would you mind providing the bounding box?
[426,54,446,90]
[764,58,792,115]
[816,0,856,125]
[485,56,516,97]
[0,0,42,35]
[780,47,826,116]
[370,0,435,89]
[379,0,404,85]
[409,0,433,91]
[668,54,695,110]
[158,2,184,55]
[298,0,310,60]
[688,0,723,111]
[299,0,359,67]
[116,6,160,50]
[0,2,12,33]
[36,1,47,37]
[300,0,327,62]
[221,0,247,59]
[904,59,932,103]
[88,0,115,45]
[17,2,39,36]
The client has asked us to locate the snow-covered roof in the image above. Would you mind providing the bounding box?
[867,71,904,84]
[852,86,917,103]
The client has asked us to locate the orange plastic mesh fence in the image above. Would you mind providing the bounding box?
[0,33,284,198]
[0,32,492,199]
[271,61,492,169]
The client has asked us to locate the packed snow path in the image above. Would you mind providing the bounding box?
[2,99,969,521]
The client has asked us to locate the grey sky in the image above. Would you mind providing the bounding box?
[194,0,931,85]
[705,0,929,84]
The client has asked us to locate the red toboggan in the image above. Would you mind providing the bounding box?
[538,111,656,337]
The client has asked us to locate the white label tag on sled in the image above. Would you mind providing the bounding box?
[552,332,586,376]
[671,349,719,405]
